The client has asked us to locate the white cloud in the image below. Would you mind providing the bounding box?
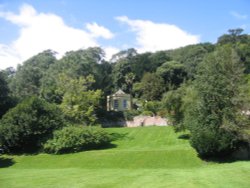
[0,4,114,70]
[86,22,114,39]
[116,16,200,53]
[103,46,120,61]
[0,44,21,68]
[230,11,248,20]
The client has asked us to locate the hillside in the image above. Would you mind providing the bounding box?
[0,127,250,188]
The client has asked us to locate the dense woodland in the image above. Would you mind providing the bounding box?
[0,28,250,158]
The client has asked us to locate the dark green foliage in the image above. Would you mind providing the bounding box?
[236,36,250,73]
[111,50,170,93]
[97,62,113,95]
[148,51,171,70]
[217,28,247,45]
[10,50,57,100]
[123,110,141,121]
[60,47,104,78]
[162,87,185,132]
[130,52,152,81]
[0,97,64,153]
[143,101,162,116]
[43,126,112,154]
[40,47,107,103]
[167,43,214,78]
[187,46,248,157]
[156,61,187,89]
[190,124,240,157]
[129,51,170,82]
[141,110,155,116]
[112,59,132,92]
[162,82,198,132]
[217,29,250,73]
[138,73,165,101]
[0,71,15,118]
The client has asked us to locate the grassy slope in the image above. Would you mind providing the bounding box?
[0,126,249,188]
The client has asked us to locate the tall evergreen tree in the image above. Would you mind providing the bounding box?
[186,45,249,157]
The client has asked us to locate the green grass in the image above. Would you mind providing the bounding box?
[0,126,250,188]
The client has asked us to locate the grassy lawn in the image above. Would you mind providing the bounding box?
[0,126,249,188]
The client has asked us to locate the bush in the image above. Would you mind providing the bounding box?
[162,89,184,131]
[96,110,125,123]
[161,83,194,132]
[0,97,64,153]
[123,110,140,120]
[143,101,162,116]
[141,110,154,116]
[190,126,239,157]
[43,126,112,154]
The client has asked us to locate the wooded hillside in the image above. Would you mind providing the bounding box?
[1,28,250,157]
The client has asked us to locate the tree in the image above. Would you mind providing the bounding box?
[10,50,57,100]
[0,71,14,118]
[162,85,185,131]
[130,51,170,81]
[0,97,64,153]
[139,73,165,101]
[112,59,132,92]
[148,51,171,71]
[58,75,102,125]
[167,43,214,79]
[156,61,187,89]
[217,28,248,45]
[186,45,249,157]
[95,61,113,95]
[40,47,107,103]
[125,72,135,94]
[110,48,137,63]
[235,35,250,73]
[228,28,244,37]
[130,52,152,81]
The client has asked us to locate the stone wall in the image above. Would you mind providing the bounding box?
[103,115,169,127]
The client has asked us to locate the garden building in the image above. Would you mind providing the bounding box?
[107,89,132,111]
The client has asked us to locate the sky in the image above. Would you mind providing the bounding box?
[0,0,249,70]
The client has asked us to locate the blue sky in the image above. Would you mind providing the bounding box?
[0,0,249,69]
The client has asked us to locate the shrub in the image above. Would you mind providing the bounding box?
[162,89,184,131]
[97,110,125,123]
[43,126,112,154]
[123,110,140,120]
[0,97,64,153]
[141,110,154,116]
[161,82,195,132]
[190,126,239,157]
[143,101,162,116]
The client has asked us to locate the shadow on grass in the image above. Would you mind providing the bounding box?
[88,143,118,151]
[180,134,250,163]
[178,133,190,140]
[199,146,250,163]
[0,157,15,168]
[0,133,129,156]
[6,149,41,156]
[110,132,129,141]
[201,155,249,163]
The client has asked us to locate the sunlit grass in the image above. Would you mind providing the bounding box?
[0,126,249,188]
